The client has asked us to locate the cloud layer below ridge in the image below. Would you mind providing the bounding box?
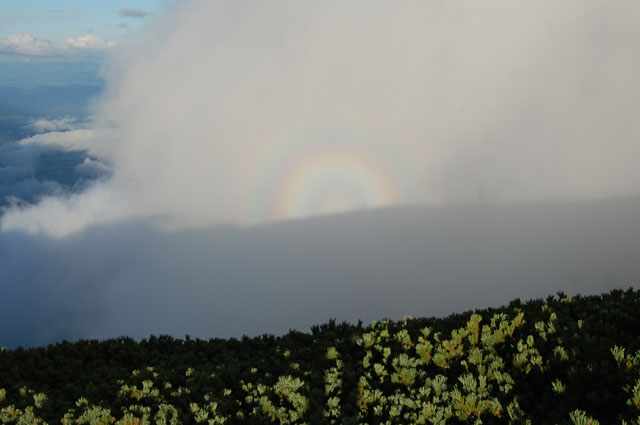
[2,199,639,348]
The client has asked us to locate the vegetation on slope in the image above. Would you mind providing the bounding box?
[1,289,640,424]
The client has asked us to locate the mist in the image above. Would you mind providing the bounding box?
[2,1,640,347]
[4,0,640,233]
[2,199,639,348]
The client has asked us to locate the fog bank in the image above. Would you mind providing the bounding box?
[4,1,640,234]
[2,198,639,348]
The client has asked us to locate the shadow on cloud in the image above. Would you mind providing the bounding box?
[2,198,639,348]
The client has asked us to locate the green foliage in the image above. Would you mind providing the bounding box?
[1,289,640,424]
[569,409,600,425]
[354,312,525,423]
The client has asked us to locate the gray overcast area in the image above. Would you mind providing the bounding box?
[2,199,639,348]
[2,1,640,347]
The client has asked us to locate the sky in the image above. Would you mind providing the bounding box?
[0,1,164,86]
[1,0,640,348]
[0,1,164,43]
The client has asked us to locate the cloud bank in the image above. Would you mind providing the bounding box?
[1,118,110,214]
[0,34,114,59]
[4,0,640,236]
[29,117,79,134]
[2,199,640,348]
[1,1,640,347]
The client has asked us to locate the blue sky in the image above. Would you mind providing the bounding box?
[0,0,165,42]
[0,1,167,87]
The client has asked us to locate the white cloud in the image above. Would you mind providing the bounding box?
[19,129,97,152]
[1,185,127,237]
[0,34,52,56]
[75,158,111,178]
[0,33,114,59]
[65,34,113,50]
[4,0,640,237]
[0,124,109,213]
[29,118,79,134]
